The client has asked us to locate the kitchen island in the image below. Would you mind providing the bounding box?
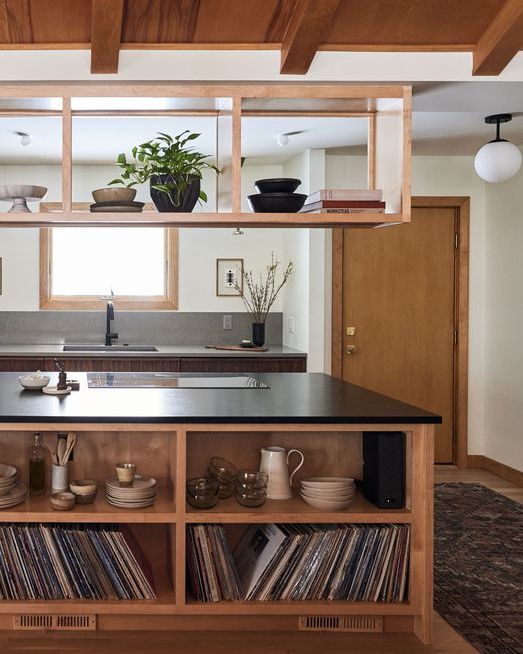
[0,372,439,644]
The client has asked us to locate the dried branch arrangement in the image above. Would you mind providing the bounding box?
[235,254,293,324]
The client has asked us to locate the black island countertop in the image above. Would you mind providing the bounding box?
[0,372,442,425]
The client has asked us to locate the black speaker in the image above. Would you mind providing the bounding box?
[363,432,405,509]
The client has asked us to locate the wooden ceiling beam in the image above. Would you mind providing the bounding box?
[0,0,9,43]
[90,0,124,74]
[280,0,341,74]
[473,0,523,75]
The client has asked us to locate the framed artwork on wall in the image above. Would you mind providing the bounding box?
[216,258,243,296]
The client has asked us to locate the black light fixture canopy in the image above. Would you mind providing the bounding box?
[484,113,512,142]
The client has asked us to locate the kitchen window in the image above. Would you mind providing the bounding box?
[40,228,178,310]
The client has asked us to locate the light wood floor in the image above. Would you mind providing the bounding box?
[1,466,520,654]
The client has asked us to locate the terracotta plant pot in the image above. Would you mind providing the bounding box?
[92,187,137,203]
[150,174,200,213]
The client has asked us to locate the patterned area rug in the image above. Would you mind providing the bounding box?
[435,483,523,654]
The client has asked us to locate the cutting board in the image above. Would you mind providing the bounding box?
[205,345,269,352]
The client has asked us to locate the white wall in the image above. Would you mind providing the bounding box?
[483,154,523,472]
[279,150,331,371]
[0,165,284,313]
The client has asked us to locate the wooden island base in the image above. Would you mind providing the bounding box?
[0,421,434,644]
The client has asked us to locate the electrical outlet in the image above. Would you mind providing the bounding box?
[223,315,232,330]
[288,316,296,334]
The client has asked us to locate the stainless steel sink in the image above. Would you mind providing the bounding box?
[63,345,158,352]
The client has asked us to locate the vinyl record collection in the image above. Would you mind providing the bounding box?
[0,523,156,600]
[187,524,243,602]
[187,523,410,603]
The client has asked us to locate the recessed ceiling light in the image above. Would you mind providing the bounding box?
[15,131,31,146]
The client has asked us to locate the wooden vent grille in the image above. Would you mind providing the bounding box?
[13,614,96,631]
[299,615,383,633]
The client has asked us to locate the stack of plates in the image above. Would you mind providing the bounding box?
[300,477,356,511]
[0,464,27,509]
[105,475,157,508]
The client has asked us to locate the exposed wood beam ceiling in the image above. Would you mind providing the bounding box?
[0,0,520,76]
[473,0,523,75]
[91,0,124,73]
[280,0,341,74]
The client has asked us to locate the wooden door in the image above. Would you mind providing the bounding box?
[339,207,457,463]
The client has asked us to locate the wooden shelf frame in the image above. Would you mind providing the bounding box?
[0,421,432,643]
[0,82,412,228]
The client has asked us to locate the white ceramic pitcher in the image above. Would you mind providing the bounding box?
[259,446,304,499]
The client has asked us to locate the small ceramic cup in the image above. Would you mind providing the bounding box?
[115,463,136,487]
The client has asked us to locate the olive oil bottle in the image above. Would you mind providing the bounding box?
[29,432,46,496]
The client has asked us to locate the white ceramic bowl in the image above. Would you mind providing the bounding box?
[19,375,50,390]
[300,487,355,501]
[0,464,17,480]
[301,477,354,490]
[299,492,353,511]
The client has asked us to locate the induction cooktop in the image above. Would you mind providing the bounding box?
[87,372,270,389]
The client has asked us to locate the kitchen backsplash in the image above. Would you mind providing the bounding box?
[0,312,283,346]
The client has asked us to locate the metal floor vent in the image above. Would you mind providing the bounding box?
[13,614,96,631]
[299,615,383,633]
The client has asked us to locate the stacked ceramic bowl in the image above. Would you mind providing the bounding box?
[300,477,355,511]
[105,475,157,508]
[0,464,27,509]
[248,178,307,213]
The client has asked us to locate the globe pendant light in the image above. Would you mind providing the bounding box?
[474,113,522,183]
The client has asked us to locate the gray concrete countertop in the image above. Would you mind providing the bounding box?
[0,344,307,359]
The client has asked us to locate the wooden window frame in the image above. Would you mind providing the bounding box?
[39,227,178,310]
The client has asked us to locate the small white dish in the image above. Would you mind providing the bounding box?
[299,492,353,511]
[19,374,50,390]
[42,385,71,396]
[301,477,355,490]
[300,487,355,501]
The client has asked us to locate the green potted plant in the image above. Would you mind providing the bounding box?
[235,254,294,347]
[108,131,220,213]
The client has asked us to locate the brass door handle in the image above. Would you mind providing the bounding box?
[346,345,359,355]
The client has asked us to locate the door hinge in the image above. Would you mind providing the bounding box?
[453,329,458,346]
[454,233,459,249]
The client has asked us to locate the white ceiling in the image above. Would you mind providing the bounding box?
[0,82,522,165]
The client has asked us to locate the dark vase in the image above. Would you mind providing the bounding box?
[252,323,266,347]
[150,174,200,213]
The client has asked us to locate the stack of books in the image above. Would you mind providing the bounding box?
[0,523,156,600]
[299,189,385,214]
[187,524,242,602]
[187,523,410,603]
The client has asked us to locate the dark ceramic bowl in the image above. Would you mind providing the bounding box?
[254,178,301,194]
[248,193,307,213]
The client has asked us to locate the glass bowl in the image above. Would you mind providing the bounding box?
[186,477,219,509]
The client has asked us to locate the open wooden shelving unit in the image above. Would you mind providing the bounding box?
[0,82,411,229]
[0,421,433,644]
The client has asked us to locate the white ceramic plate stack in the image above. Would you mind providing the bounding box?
[300,477,356,511]
[0,464,27,509]
[105,475,157,508]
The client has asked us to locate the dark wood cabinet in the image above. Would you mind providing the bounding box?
[0,355,306,373]
[0,357,45,372]
[179,357,306,373]
[42,357,181,372]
